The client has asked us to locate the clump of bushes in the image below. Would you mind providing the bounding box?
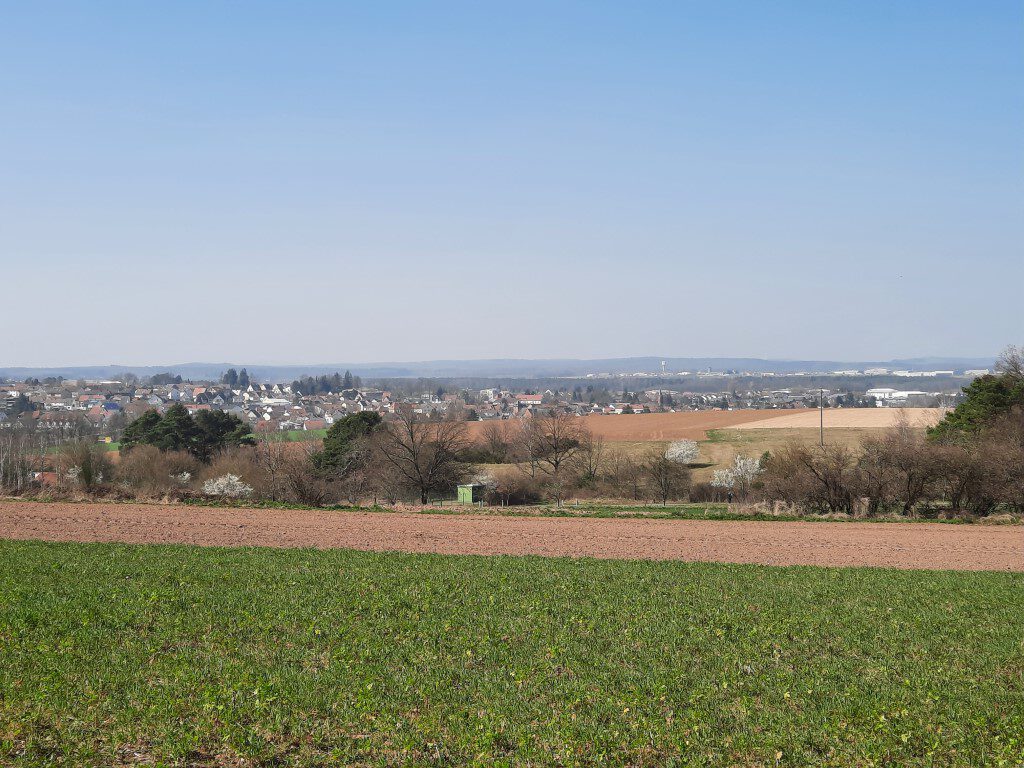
[54,441,113,492]
[760,347,1024,518]
[761,412,1024,517]
[115,445,197,498]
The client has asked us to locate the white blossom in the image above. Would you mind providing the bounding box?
[730,455,762,485]
[711,469,735,489]
[202,474,253,498]
[711,455,763,495]
[664,439,700,465]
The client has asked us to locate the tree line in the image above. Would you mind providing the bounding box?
[291,371,361,395]
[220,368,251,389]
[759,346,1024,517]
[5,402,702,508]
[5,346,1021,518]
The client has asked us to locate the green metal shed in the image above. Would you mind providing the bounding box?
[457,483,485,504]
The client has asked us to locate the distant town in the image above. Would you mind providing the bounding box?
[0,362,985,439]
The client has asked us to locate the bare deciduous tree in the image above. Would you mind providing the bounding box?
[253,438,289,502]
[762,444,859,514]
[481,420,516,463]
[519,409,587,507]
[280,444,331,506]
[931,442,996,516]
[875,420,941,515]
[645,448,692,505]
[0,431,34,493]
[575,431,606,486]
[857,435,896,515]
[607,452,646,501]
[974,409,1024,513]
[373,406,471,504]
[996,345,1024,381]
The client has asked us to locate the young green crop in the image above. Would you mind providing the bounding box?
[1,541,1021,766]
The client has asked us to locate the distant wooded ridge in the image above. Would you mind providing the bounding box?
[0,356,996,381]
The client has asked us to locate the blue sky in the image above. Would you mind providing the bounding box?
[2,1,1021,366]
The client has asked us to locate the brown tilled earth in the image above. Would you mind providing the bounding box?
[2,500,1021,571]
[734,407,947,430]
[469,409,806,442]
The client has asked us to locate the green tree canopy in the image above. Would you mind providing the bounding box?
[120,410,162,452]
[316,411,382,473]
[193,409,256,462]
[930,346,1024,440]
[148,372,181,385]
[152,404,199,453]
[291,373,344,395]
[121,406,253,462]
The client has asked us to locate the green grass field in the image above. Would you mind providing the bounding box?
[1,542,1021,766]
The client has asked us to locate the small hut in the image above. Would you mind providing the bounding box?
[457,483,485,504]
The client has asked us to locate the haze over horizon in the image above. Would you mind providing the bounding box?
[0,350,1008,370]
[3,2,1021,367]
[0,353,1001,384]
[0,352,1006,368]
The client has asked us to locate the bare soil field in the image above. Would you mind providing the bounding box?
[470,409,805,442]
[1,500,1020,571]
[734,407,946,430]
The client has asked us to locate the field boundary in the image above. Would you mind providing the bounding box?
[2,500,1021,571]
[4,495,1019,525]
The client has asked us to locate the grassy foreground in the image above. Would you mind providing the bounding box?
[0,544,1021,767]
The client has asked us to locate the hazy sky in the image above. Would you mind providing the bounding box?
[2,1,1021,366]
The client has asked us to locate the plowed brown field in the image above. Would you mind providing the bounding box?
[469,409,804,442]
[1,500,1020,571]
[734,407,946,430]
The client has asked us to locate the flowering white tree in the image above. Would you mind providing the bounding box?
[710,455,762,500]
[711,468,735,490]
[664,439,700,465]
[202,474,253,498]
[730,455,762,492]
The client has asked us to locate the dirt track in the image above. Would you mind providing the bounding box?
[1,501,1021,571]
